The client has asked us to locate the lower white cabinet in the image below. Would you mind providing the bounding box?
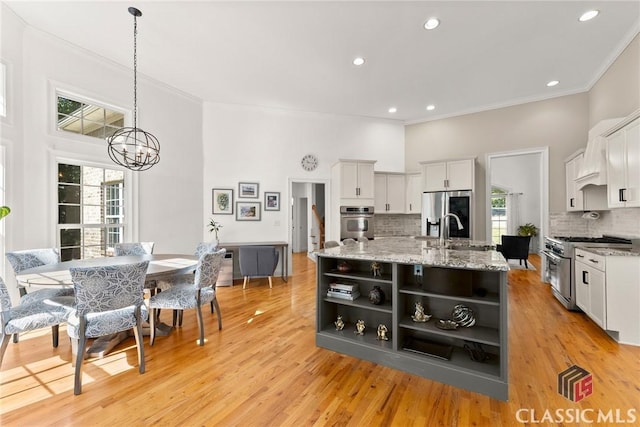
[574,250,606,328]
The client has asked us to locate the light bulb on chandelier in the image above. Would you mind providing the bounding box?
[106,7,160,171]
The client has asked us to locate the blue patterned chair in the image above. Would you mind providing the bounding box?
[239,246,279,289]
[68,261,149,395]
[0,276,73,368]
[114,242,154,256]
[6,248,74,344]
[149,249,225,346]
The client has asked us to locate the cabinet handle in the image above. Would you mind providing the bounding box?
[409,203,412,211]
[619,188,627,202]
[570,198,575,207]
[589,259,599,264]
[576,254,584,258]
[356,187,360,196]
[444,179,449,188]
[582,270,589,285]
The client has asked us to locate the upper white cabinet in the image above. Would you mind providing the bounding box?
[421,158,475,192]
[374,173,405,213]
[335,160,375,200]
[565,151,585,211]
[405,173,422,214]
[606,114,640,208]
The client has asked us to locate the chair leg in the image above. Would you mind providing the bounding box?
[196,305,205,346]
[178,310,184,326]
[243,276,248,289]
[12,333,18,343]
[74,337,87,395]
[172,310,178,327]
[133,311,145,374]
[149,308,157,346]
[268,276,273,289]
[0,332,11,368]
[210,301,215,314]
[51,325,59,348]
[212,297,222,330]
[525,259,529,268]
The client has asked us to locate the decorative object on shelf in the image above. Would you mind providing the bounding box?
[517,223,538,237]
[371,261,382,277]
[435,319,459,330]
[376,324,389,341]
[212,188,233,214]
[337,261,351,273]
[464,342,490,362]
[354,319,365,335]
[451,304,476,327]
[106,7,160,172]
[238,182,259,198]
[264,192,280,211]
[235,201,261,221]
[301,154,319,171]
[368,285,385,305]
[334,315,345,331]
[207,218,223,242]
[411,302,431,322]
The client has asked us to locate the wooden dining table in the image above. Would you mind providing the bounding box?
[15,254,199,357]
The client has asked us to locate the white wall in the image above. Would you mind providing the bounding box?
[201,103,404,243]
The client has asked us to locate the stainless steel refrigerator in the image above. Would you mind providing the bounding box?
[421,190,472,239]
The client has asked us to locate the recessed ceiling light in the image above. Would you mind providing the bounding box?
[547,80,559,87]
[388,107,397,113]
[353,57,365,66]
[579,10,599,22]
[426,105,435,111]
[424,18,440,30]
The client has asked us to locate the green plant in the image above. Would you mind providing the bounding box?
[517,223,538,237]
[207,218,223,240]
[0,206,10,220]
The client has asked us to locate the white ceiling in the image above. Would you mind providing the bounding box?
[5,1,640,123]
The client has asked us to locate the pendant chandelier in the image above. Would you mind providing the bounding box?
[107,7,160,171]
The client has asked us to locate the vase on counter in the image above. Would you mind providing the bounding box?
[369,286,385,305]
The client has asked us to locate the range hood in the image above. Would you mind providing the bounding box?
[575,117,624,190]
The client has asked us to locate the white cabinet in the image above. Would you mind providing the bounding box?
[374,173,405,213]
[574,249,606,328]
[606,115,640,208]
[405,173,422,213]
[565,152,585,211]
[421,158,475,192]
[336,161,375,200]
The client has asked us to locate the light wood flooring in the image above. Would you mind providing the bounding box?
[1,253,639,426]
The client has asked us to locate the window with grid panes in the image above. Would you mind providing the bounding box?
[56,93,124,139]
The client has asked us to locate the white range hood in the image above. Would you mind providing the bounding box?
[575,117,624,190]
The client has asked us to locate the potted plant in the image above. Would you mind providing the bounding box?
[207,218,223,243]
[517,223,538,237]
[0,206,9,220]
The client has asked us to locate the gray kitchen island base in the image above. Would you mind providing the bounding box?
[316,242,508,401]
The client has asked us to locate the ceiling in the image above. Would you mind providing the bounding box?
[4,1,640,123]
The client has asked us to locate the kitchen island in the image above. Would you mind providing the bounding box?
[316,237,509,400]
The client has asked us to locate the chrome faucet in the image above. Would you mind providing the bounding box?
[440,213,464,247]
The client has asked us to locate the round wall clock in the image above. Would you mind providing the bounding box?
[301,154,319,171]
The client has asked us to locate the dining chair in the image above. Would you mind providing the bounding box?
[324,240,340,249]
[114,242,155,256]
[67,261,149,395]
[0,276,74,368]
[6,248,74,343]
[239,246,279,289]
[149,249,225,346]
[342,238,357,246]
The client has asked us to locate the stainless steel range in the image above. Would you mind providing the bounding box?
[542,235,632,310]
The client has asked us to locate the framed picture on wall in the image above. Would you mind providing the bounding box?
[236,201,261,221]
[212,188,234,214]
[238,182,259,198]
[264,192,280,211]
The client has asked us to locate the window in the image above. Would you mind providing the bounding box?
[56,93,124,139]
[491,187,507,245]
[57,163,125,261]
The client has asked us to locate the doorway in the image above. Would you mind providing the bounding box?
[289,179,330,263]
[486,147,548,255]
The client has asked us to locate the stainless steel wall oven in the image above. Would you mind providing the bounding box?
[340,206,374,241]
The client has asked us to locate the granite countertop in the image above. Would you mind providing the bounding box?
[576,247,640,257]
[317,237,508,271]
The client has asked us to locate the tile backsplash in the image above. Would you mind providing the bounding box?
[550,207,640,238]
[374,214,421,237]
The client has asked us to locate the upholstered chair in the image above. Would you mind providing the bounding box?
[67,261,149,395]
[114,242,155,256]
[0,276,73,368]
[496,235,532,268]
[149,249,225,346]
[324,240,340,249]
[239,246,279,289]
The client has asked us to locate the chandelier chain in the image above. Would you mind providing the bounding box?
[133,13,138,129]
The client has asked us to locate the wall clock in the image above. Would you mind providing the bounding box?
[301,154,319,171]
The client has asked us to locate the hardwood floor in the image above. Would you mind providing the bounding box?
[1,253,639,425]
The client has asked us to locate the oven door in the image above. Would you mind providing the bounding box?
[340,215,374,240]
[542,250,571,297]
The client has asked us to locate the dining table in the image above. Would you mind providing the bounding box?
[15,254,199,357]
